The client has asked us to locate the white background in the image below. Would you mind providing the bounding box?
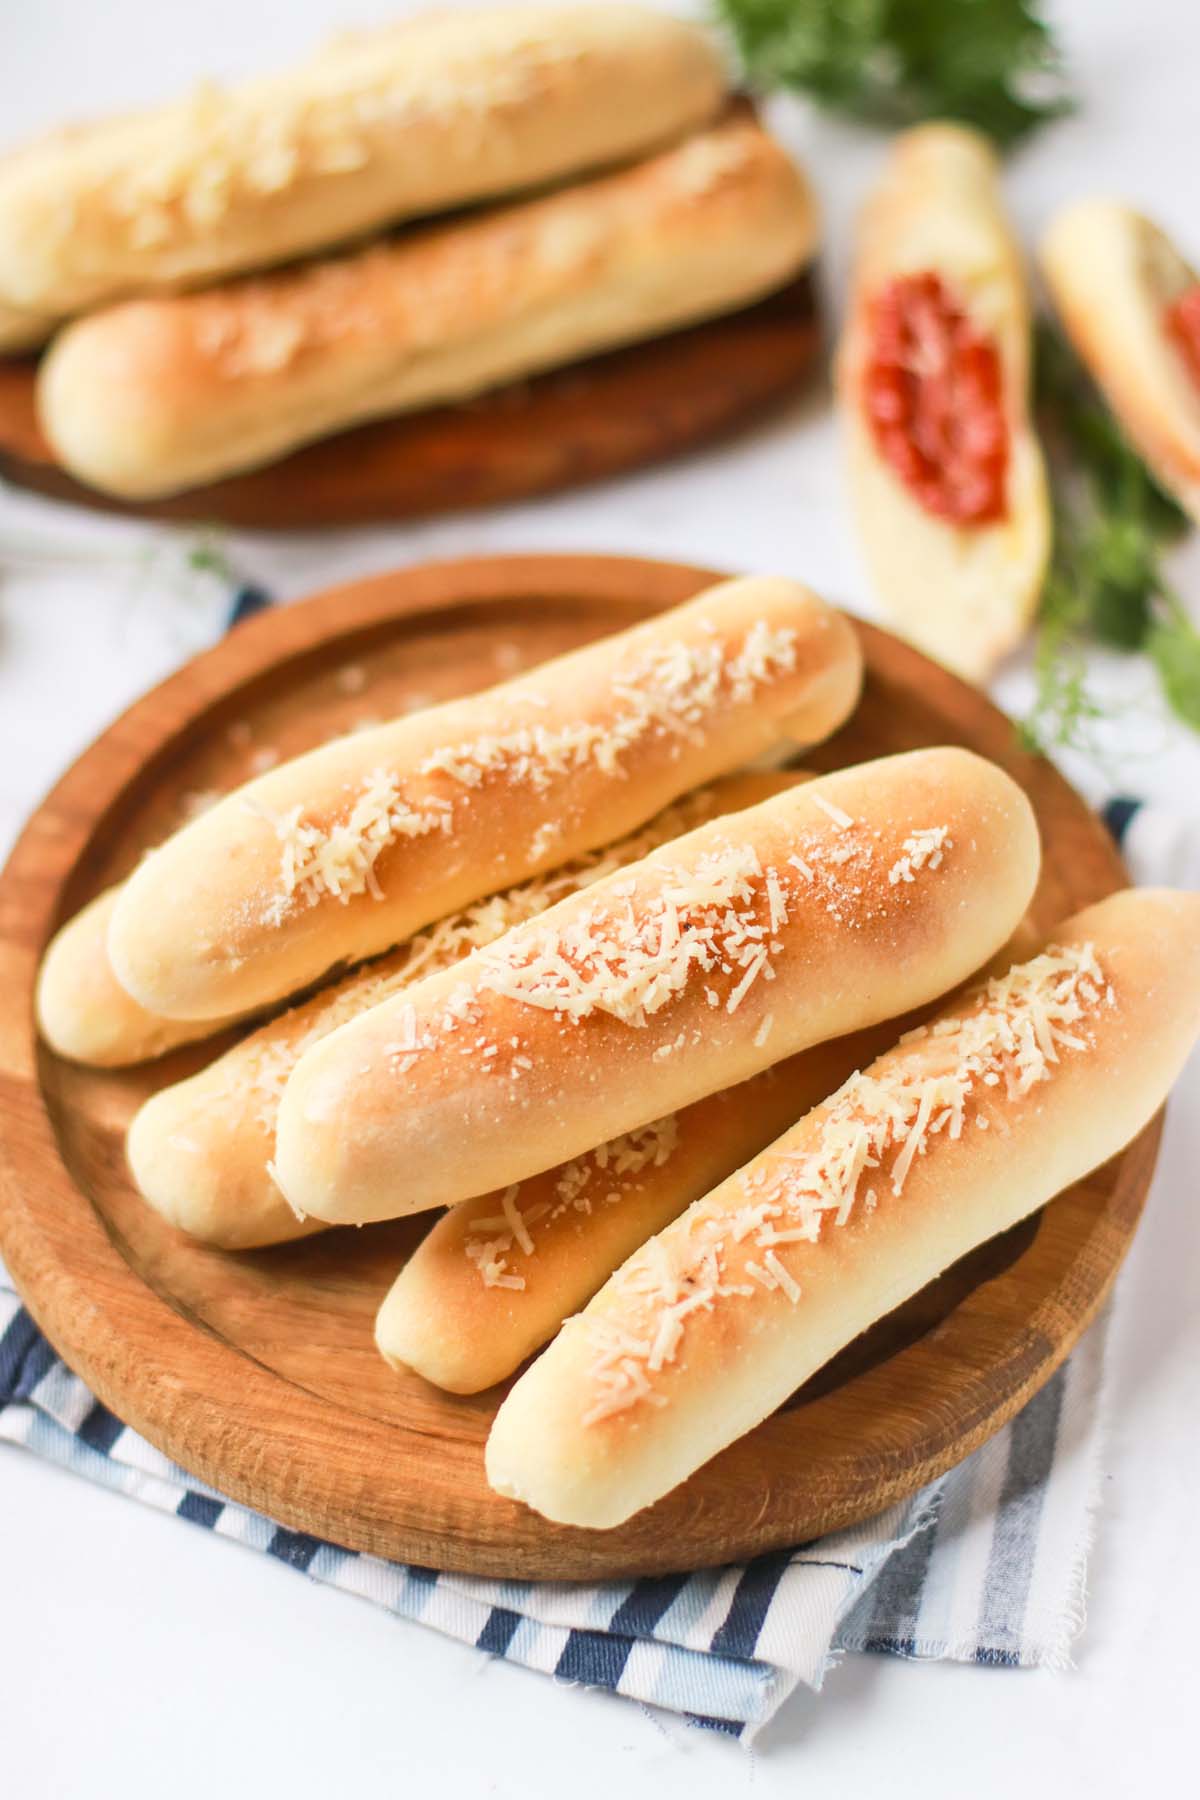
[1,1,1198,1792]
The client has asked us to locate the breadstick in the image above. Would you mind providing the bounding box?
[837,124,1050,680]
[36,886,235,1068]
[39,109,816,499]
[378,917,1040,1392]
[275,747,1040,1226]
[486,888,1200,1527]
[1041,200,1200,523]
[125,773,804,1250]
[379,1025,897,1394]
[107,576,861,1021]
[0,6,726,326]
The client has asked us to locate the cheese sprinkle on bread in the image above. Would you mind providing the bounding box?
[487,889,1200,1527]
[274,747,1039,1225]
[107,577,860,1021]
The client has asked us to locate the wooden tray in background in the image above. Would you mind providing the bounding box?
[0,279,819,528]
[0,554,1150,1580]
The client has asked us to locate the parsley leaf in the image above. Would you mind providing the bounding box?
[1149,601,1200,730]
[712,0,1072,147]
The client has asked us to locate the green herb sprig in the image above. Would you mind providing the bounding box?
[712,0,1072,148]
[1022,323,1199,753]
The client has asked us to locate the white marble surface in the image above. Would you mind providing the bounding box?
[1,2,1198,1793]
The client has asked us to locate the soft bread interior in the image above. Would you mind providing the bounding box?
[838,124,1050,681]
[1041,199,1200,522]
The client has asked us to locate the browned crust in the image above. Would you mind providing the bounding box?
[486,888,1200,1527]
[38,111,817,498]
[105,578,858,1020]
[0,5,728,322]
[275,747,1041,1224]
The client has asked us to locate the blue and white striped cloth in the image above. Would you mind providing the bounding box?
[0,1266,1112,1740]
[0,579,1188,1741]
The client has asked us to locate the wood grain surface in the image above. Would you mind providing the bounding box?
[0,277,818,528]
[0,553,1150,1580]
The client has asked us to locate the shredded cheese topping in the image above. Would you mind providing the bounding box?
[249,768,451,922]
[476,816,953,1027]
[888,826,949,887]
[416,624,797,793]
[49,27,594,260]
[476,842,779,1027]
[209,790,730,1133]
[462,1117,680,1292]
[248,622,797,920]
[579,941,1114,1427]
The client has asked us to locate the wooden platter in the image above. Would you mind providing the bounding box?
[0,553,1149,1580]
[0,278,818,529]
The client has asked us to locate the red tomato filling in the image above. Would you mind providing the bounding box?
[1165,284,1200,391]
[863,271,1009,525]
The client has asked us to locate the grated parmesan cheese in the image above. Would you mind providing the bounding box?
[811,793,855,829]
[476,842,783,1027]
[579,940,1113,1426]
[888,826,950,887]
[416,624,796,795]
[209,793,732,1147]
[461,1116,680,1290]
[250,616,796,923]
[475,810,956,1030]
[250,767,451,922]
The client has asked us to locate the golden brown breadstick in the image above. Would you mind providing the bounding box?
[379,1025,895,1394]
[38,109,816,499]
[837,124,1050,680]
[487,888,1200,1527]
[378,919,1041,1392]
[0,6,726,326]
[35,887,233,1067]
[125,773,803,1249]
[108,577,861,1021]
[1041,200,1200,523]
[275,747,1040,1225]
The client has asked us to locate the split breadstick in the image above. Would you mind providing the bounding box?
[275,747,1040,1226]
[107,576,861,1021]
[39,108,817,500]
[486,888,1200,1527]
[125,773,803,1250]
[1041,200,1200,523]
[0,6,726,328]
[837,124,1050,680]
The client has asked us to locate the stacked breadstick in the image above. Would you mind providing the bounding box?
[36,569,1200,1528]
[0,4,820,497]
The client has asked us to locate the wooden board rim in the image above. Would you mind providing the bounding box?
[0,552,1150,1579]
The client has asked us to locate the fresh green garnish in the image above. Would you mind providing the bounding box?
[1148,601,1200,728]
[1021,322,1199,752]
[711,0,1072,147]
[182,526,235,584]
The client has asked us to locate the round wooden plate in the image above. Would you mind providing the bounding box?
[0,278,818,529]
[0,554,1149,1580]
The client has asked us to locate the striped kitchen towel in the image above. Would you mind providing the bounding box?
[0,572,1171,1741]
[0,1222,1112,1742]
